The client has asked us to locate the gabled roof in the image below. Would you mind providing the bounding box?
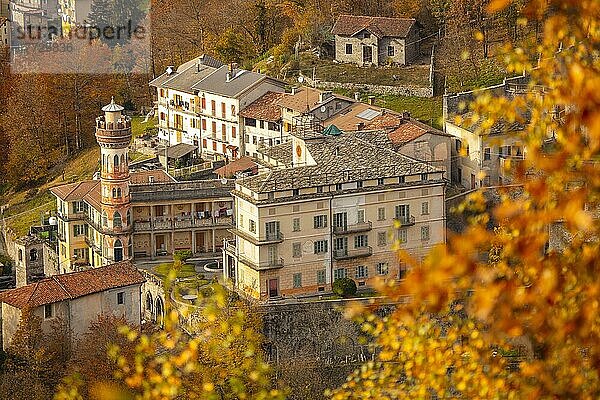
[0,261,145,309]
[276,87,354,114]
[324,102,403,131]
[214,156,257,178]
[239,91,288,122]
[331,14,416,38]
[191,66,283,98]
[162,143,198,159]
[149,55,224,93]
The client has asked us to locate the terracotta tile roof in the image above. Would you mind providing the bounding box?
[277,87,323,113]
[324,103,403,131]
[130,170,175,184]
[331,14,416,38]
[0,261,145,309]
[388,122,428,144]
[214,156,258,178]
[50,180,100,202]
[239,92,288,122]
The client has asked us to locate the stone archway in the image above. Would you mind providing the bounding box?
[145,292,154,320]
[155,296,165,325]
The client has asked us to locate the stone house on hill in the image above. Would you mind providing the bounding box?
[331,14,420,66]
[0,261,145,350]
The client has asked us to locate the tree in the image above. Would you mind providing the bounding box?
[333,277,358,298]
[56,285,285,399]
[331,0,600,398]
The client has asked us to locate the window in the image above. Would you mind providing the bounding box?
[314,240,328,254]
[201,97,206,109]
[74,201,85,213]
[354,234,368,248]
[202,119,207,131]
[293,205,300,212]
[292,242,301,258]
[265,221,280,240]
[268,208,276,216]
[387,45,394,56]
[222,124,227,140]
[399,262,408,280]
[211,100,216,116]
[335,183,343,190]
[249,219,256,233]
[293,189,300,196]
[117,291,125,305]
[484,147,491,160]
[317,270,326,285]
[398,228,407,243]
[314,215,328,229]
[357,210,365,223]
[377,262,389,275]
[395,205,410,224]
[399,176,405,184]
[211,121,217,134]
[421,173,428,181]
[292,218,300,232]
[377,178,384,185]
[421,225,430,241]
[102,211,108,227]
[44,304,53,319]
[334,268,347,280]
[345,43,353,54]
[245,118,257,127]
[114,154,120,169]
[74,224,86,236]
[378,207,385,221]
[357,181,363,188]
[30,249,38,261]
[221,102,226,118]
[114,211,122,228]
[231,105,236,116]
[363,32,371,38]
[456,139,462,152]
[232,126,236,138]
[127,210,131,226]
[316,186,323,193]
[377,231,387,246]
[356,265,368,279]
[293,273,302,288]
[421,202,429,215]
[422,188,429,196]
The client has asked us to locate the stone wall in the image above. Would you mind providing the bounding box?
[316,81,434,98]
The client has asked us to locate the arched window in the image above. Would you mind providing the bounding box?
[117,188,122,198]
[146,293,153,314]
[114,154,120,171]
[120,154,126,170]
[18,249,23,262]
[114,239,123,262]
[112,188,117,198]
[102,211,108,227]
[126,209,131,226]
[128,237,133,258]
[102,155,106,172]
[114,211,122,228]
[30,249,38,261]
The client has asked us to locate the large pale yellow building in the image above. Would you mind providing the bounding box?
[224,128,447,300]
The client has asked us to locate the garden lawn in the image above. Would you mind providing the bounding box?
[153,262,198,279]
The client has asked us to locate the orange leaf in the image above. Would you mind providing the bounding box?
[487,0,511,13]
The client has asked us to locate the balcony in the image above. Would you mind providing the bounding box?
[229,228,284,245]
[395,215,415,226]
[84,237,102,255]
[333,221,372,235]
[224,239,237,256]
[133,216,234,232]
[333,246,373,260]
[238,254,284,271]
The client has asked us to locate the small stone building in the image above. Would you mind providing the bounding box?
[331,14,420,66]
[14,235,46,288]
[0,261,145,350]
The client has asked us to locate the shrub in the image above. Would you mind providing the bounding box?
[173,250,193,262]
[332,277,357,298]
[0,253,13,276]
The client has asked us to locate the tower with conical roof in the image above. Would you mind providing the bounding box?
[96,97,132,263]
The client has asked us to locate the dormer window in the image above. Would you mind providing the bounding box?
[364,32,371,39]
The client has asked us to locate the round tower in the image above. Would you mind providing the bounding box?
[96,97,132,263]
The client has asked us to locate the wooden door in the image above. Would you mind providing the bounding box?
[363,46,372,64]
[268,278,279,297]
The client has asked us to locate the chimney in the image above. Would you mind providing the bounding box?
[356,122,365,131]
[166,66,174,75]
[354,92,361,101]
[291,86,299,95]
[368,96,375,106]
[149,176,154,183]
[319,91,332,103]
[226,72,232,82]
[402,110,411,120]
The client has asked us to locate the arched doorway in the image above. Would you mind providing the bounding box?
[145,292,154,320]
[155,296,164,325]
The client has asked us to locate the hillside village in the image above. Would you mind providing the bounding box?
[0,1,597,398]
